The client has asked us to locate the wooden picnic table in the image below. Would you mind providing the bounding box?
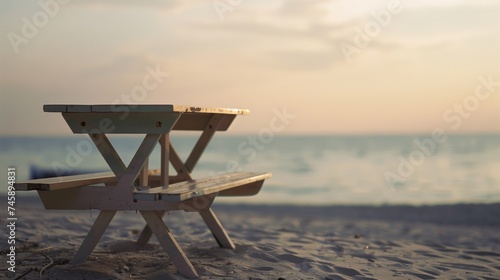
[15,104,271,278]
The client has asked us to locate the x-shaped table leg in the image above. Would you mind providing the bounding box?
[136,115,236,250]
[71,133,160,264]
[70,210,116,264]
[71,133,200,278]
[140,211,198,278]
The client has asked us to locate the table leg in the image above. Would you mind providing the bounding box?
[199,208,235,249]
[140,211,198,278]
[70,210,117,264]
[139,159,149,187]
[137,134,169,246]
[116,134,161,189]
[136,143,187,246]
[137,119,225,250]
[90,134,127,175]
[184,114,222,173]
[136,224,152,247]
[169,143,192,180]
[137,210,165,246]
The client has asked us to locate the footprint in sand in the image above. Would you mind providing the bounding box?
[403,271,436,280]
[334,266,362,277]
[277,253,305,264]
[253,266,274,271]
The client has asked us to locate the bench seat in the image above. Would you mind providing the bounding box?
[15,172,117,191]
[134,172,271,202]
[15,169,166,191]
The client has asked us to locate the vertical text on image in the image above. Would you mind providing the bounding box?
[7,167,17,273]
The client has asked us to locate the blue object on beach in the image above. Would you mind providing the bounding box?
[30,165,105,179]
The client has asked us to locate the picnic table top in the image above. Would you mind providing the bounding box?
[44,104,249,133]
[44,104,250,115]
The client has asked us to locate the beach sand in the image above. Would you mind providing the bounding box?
[2,196,500,280]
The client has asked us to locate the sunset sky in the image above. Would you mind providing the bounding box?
[1,0,499,135]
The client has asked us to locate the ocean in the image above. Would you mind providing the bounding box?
[1,134,499,206]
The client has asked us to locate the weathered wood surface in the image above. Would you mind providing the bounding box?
[15,172,116,191]
[34,103,269,279]
[37,186,217,211]
[44,104,244,132]
[134,172,271,202]
[199,208,236,249]
[61,112,181,134]
[44,104,250,115]
[141,211,199,278]
[70,210,116,265]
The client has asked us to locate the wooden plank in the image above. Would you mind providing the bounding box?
[43,104,67,112]
[70,210,116,264]
[149,175,187,187]
[116,134,161,189]
[154,172,270,195]
[160,134,170,187]
[14,172,116,191]
[45,104,175,113]
[168,144,192,181]
[62,112,181,134]
[37,185,216,211]
[133,172,271,202]
[136,135,169,247]
[92,105,175,113]
[68,105,92,112]
[218,181,264,196]
[136,210,165,247]
[140,211,198,278]
[90,134,127,176]
[46,108,239,132]
[172,105,249,115]
[184,114,222,173]
[44,104,250,115]
[139,159,149,187]
[173,114,236,131]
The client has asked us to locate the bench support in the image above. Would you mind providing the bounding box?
[200,208,235,249]
[136,117,222,247]
[71,210,116,264]
[138,208,236,250]
[137,134,170,247]
[136,210,163,246]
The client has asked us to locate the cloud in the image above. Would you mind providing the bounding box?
[81,54,153,78]
[267,49,340,70]
[188,0,500,71]
[70,0,187,11]
[190,4,363,70]
[404,0,500,10]
[278,0,333,18]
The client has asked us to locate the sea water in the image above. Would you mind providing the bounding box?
[1,134,499,205]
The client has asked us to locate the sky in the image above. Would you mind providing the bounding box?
[1,0,499,136]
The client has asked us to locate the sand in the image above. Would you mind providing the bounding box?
[2,196,500,280]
